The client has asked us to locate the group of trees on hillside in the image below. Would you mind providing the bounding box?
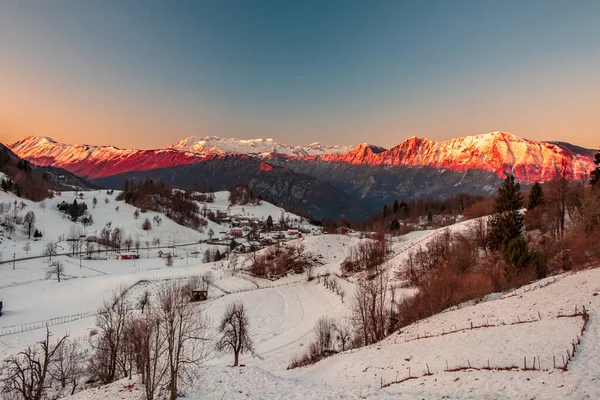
[228,184,261,206]
[322,193,487,234]
[0,146,52,201]
[341,233,388,275]
[249,242,317,278]
[0,200,42,241]
[117,179,207,230]
[57,200,90,223]
[394,148,600,331]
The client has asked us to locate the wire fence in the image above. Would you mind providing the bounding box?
[0,311,98,337]
[0,278,46,290]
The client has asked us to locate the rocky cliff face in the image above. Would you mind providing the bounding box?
[305,132,595,183]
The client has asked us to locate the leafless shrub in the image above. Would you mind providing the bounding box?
[45,261,64,283]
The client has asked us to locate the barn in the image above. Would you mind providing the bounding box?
[117,253,140,260]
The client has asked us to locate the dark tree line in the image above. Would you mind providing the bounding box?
[117,179,207,230]
[338,193,487,233]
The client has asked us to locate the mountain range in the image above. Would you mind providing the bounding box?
[7,132,597,220]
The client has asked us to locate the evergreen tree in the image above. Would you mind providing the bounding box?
[392,199,399,214]
[504,236,535,280]
[487,175,524,251]
[527,182,545,210]
[390,219,400,231]
[266,215,273,231]
[591,149,600,190]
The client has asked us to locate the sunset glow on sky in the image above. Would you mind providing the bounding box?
[1,0,599,149]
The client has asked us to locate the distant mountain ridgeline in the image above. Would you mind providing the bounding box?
[8,132,596,220]
[0,143,94,201]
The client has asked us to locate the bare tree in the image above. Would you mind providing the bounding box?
[48,339,85,396]
[125,313,166,400]
[350,272,390,346]
[23,211,36,239]
[45,261,64,282]
[68,225,83,255]
[334,321,352,352]
[123,236,134,252]
[216,302,254,366]
[111,227,123,252]
[5,220,15,239]
[89,286,131,384]
[313,316,335,355]
[23,242,31,255]
[139,290,151,313]
[135,239,141,254]
[156,282,212,400]
[201,271,214,291]
[1,328,68,400]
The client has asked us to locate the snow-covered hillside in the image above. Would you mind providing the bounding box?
[1,198,599,399]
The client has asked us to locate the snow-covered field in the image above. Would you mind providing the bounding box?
[1,189,600,399]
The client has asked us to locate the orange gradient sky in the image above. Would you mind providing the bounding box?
[1,1,599,150]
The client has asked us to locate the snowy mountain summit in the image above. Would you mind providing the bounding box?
[167,135,354,156]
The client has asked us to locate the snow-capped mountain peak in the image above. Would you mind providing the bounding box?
[167,135,353,156]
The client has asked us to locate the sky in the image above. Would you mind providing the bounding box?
[1,0,599,150]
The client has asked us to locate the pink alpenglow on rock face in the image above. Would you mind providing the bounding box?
[311,132,595,183]
[9,132,595,184]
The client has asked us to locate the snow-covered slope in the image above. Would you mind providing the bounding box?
[168,135,353,157]
[2,200,600,399]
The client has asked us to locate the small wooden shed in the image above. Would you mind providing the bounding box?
[191,290,208,302]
